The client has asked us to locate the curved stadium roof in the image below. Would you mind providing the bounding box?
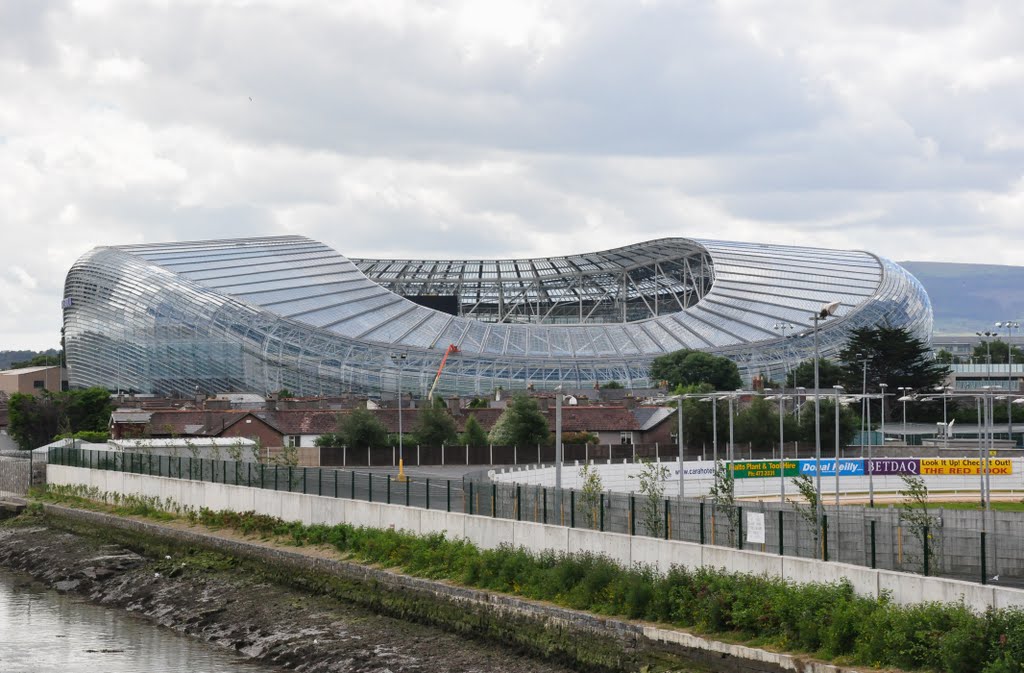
[63,236,932,396]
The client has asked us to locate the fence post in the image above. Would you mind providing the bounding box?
[516,484,521,521]
[303,468,308,495]
[469,482,474,515]
[778,510,784,555]
[351,471,356,499]
[287,466,293,492]
[664,498,670,540]
[334,470,338,498]
[570,490,575,528]
[599,493,604,532]
[426,478,431,510]
[318,468,322,496]
[543,488,547,524]
[368,473,373,503]
[981,531,987,585]
[822,515,829,562]
[923,525,930,576]
[870,520,876,569]
[699,501,705,545]
[491,483,497,517]
[386,475,391,504]
[446,479,451,512]
[629,494,635,536]
[738,506,744,550]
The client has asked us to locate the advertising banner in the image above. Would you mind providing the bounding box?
[732,460,800,479]
[797,459,865,476]
[919,458,1013,475]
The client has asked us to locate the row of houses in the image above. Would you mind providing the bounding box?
[109,401,682,451]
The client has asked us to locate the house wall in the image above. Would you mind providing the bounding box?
[219,417,283,448]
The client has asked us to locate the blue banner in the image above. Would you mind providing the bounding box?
[797,459,865,476]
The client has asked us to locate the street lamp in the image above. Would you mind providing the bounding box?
[676,392,685,497]
[699,397,719,464]
[764,389,791,504]
[995,321,1020,438]
[977,331,997,387]
[810,300,840,542]
[795,386,806,428]
[389,352,407,462]
[872,382,888,508]
[897,386,913,440]
[774,323,796,378]
[833,385,844,507]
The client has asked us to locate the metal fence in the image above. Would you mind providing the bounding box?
[0,453,32,496]
[46,445,1016,588]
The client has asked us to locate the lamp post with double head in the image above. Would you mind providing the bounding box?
[897,387,913,441]
[774,322,796,381]
[996,321,1020,438]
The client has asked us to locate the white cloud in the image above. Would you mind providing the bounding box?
[0,0,1022,348]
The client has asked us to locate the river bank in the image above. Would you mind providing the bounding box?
[0,505,749,673]
[0,515,584,673]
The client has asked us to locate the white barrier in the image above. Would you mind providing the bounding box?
[47,464,1024,613]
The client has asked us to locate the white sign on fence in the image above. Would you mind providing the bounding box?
[746,511,766,544]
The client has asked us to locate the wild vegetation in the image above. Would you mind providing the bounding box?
[29,484,1024,673]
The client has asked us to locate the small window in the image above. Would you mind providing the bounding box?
[287,435,301,448]
[620,431,634,445]
[33,380,44,389]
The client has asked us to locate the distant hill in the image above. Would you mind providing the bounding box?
[0,349,60,370]
[899,261,1024,335]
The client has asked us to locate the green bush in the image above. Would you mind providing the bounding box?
[32,488,1024,673]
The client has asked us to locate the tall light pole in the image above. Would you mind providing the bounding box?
[897,386,912,440]
[795,386,806,429]
[856,354,869,454]
[390,352,407,462]
[774,322,795,380]
[996,321,1019,439]
[977,330,996,387]
[677,393,685,497]
[555,385,563,489]
[765,389,790,504]
[873,383,887,508]
[700,397,718,464]
[810,300,840,539]
[833,385,844,507]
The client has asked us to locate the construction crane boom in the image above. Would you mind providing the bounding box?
[427,344,460,401]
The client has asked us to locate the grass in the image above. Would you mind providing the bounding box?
[26,484,1024,673]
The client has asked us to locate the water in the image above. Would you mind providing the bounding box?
[0,568,274,673]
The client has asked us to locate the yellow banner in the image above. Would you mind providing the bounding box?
[919,458,1013,475]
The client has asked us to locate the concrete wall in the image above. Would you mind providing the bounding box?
[47,464,1024,613]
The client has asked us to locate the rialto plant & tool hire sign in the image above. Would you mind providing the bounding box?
[730,458,1012,479]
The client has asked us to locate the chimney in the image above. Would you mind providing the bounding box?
[621,395,638,410]
[445,396,461,415]
[265,394,278,411]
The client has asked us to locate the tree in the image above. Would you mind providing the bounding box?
[899,475,938,573]
[789,474,821,557]
[336,408,389,448]
[707,461,737,546]
[837,326,950,395]
[635,459,669,536]
[785,358,845,388]
[414,404,458,446]
[314,432,345,448]
[649,350,742,391]
[601,380,624,389]
[488,395,550,446]
[972,338,1024,365]
[9,353,61,369]
[460,415,489,446]
[733,397,777,449]
[797,398,859,448]
[934,349,954,365]
[6,387,112,450]
[578,463,604,528]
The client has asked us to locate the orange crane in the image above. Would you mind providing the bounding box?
[427,344,460,401]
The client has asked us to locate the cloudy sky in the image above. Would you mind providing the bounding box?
[2,1,1023,350]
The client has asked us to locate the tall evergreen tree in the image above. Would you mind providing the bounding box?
[785,358,845,389]
[413,403,458,446]
[837,326,950,394]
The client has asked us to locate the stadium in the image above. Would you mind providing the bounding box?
[62,236,932,396]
